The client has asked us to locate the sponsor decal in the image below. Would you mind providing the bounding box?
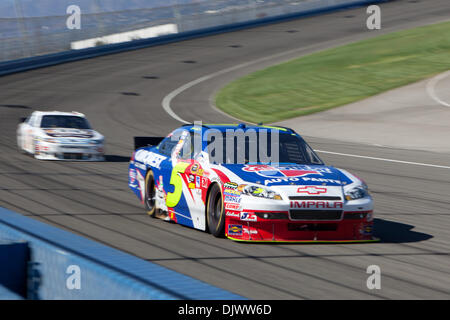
[129,168,136,184]
[188,182,195,189]
[224,195,241,203]
[134,150,166,169]
[223,188,241,196]
[290,201,343,209]
[226,211,240,218]
[240,212,257,222]
[225,203,242,211]
[360,224,373,235]
[201,177,208,188]
[297,186,327,194]
[302,177,342,185]
[134,162,146,170]
[188,174,195,183]
[264,176,342,186]
[44,129,94,138]
[168,209,176,222]
[243,227,258,235]
[223,182,238,189]
[264,177,300,185]
[191,163,204,176]
[196,176,201,188]
[228,224,242,236]
[243,164,329,179]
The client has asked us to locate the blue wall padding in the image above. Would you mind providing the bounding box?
[0,207,244,300]
[0,285,24,300]
[0,240,29,297]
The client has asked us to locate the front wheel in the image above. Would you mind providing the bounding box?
[144,170,156,217]
[206,183,225,237]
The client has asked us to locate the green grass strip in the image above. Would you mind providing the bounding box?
[215,21,450,123]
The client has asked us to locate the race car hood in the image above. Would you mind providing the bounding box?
[218,163,354,187]
[41,128,101,139]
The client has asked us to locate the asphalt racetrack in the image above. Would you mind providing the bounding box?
[1,0,450,299]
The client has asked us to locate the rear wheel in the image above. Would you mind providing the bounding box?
[144,170,156,217]
[206,183,225,237]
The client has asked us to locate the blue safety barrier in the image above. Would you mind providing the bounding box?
[0,285,24,300]
[0,0,387,76]
[0,207,244,299]
[0,240,28,298]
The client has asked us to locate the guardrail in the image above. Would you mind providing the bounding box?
[0,0,387,76]
[0,240,28,299]
[0,207,244,299]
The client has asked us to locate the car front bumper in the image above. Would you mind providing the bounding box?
[225,217,377,243]
[224,196,377,243]
[34,141,104,161]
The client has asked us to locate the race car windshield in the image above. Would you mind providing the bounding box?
[40,115,91,129]
[206,130,323,165]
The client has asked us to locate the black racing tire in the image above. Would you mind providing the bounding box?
[206,183,225,238]
[144,170,156,217]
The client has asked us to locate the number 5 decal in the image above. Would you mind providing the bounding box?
[166,162,190,208]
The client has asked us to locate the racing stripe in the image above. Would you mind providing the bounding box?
[211,168,230,184]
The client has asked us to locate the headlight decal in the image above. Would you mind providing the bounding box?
[238,184,282,200]
[344,184,369,200]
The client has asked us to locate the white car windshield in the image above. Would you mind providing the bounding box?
[203,131,324,165]
[40,115,91,129]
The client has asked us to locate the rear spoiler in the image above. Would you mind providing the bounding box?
[134,136,165,150]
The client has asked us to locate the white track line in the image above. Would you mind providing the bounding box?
[161,36,369,125]
[426,70,450,107]
[315,150,450,169]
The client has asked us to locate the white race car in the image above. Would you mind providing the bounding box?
[17,111,105,161]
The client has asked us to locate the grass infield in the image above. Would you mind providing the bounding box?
[215,21,450,123]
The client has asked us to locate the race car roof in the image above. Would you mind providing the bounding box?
[182,123,295,134]
[32,110,86,117]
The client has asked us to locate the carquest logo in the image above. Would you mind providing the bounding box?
[242,164,324,178]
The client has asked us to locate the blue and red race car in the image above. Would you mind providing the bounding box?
[128,123,377,243]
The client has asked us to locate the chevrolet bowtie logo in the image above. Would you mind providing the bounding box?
[296,186,327,194]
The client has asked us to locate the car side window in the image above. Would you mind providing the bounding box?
[158,137,178,157]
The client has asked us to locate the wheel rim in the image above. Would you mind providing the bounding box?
[209,188,223,230]
[213,195,222,222]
